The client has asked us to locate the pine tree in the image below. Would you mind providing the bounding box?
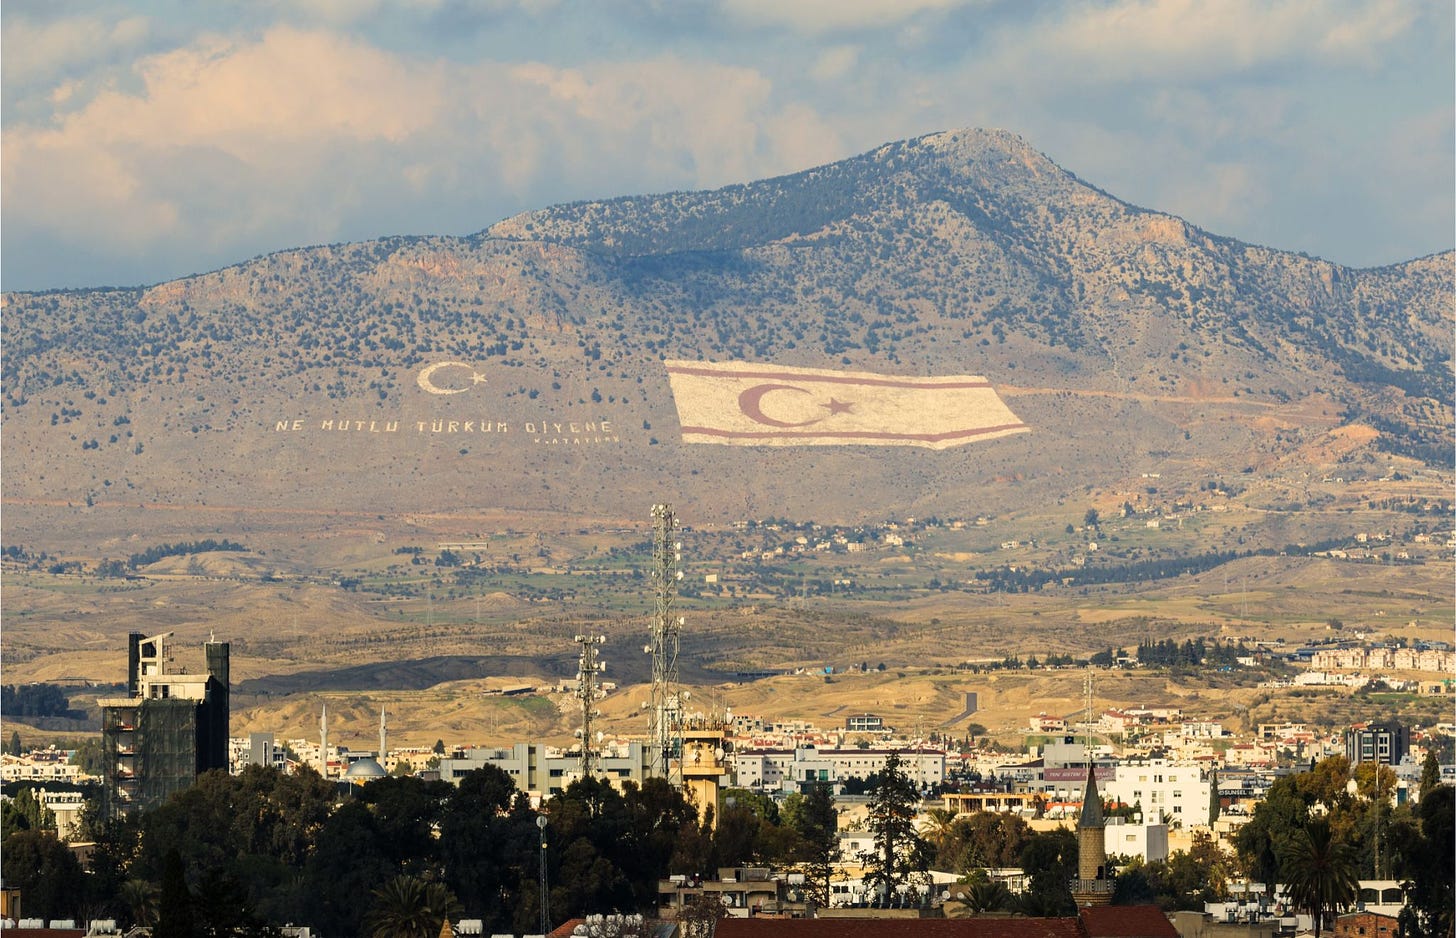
[860,752,929,903]
[793,781,842,907]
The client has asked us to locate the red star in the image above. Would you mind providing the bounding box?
[821,397,855,416]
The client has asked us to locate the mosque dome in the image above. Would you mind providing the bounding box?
[343,757,387,780]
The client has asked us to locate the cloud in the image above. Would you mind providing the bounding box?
[718,0,974,34]
[811,45,861,82]
[1004,0,1418,84]
[2,13,151,87]
[1,27,842,288]
[1,11,154,123]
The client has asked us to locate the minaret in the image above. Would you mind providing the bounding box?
[1072,765,1114,906]
[379,706,388,764]
[319,705,329,779]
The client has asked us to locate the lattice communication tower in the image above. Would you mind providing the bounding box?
[647,504,682,780]
[575,633,607,778]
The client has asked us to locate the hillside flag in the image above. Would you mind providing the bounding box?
[664,360,1028,449]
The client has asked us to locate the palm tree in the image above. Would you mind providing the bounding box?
[1281,819,1358,938]
[965,878,1012,914]
[117,878,158,929]
[363,875,463,938]
[920,807,958,860]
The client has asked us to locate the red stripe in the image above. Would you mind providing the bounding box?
[678,423,1028,442]
[665,364,991,390]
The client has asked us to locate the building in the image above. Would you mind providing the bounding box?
[36,789,87,841]
[230,732,287,773]
[1103,817,1169,864]
[845,713,887,733]
[682,719,730,827]
[437,740,652,797]
[1346,722,1409,766]
[658,867,812,919]
[96,631,230,815]
[1332,911,1399,938]
[1101,762,1215,827]
[731,747,946,793]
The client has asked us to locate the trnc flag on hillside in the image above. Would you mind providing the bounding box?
[664,361,1028,449]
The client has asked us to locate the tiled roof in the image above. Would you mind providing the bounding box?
[715,917,1086,938]
[1079,905,1178,938]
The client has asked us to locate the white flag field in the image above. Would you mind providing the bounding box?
[664,361,1029,449]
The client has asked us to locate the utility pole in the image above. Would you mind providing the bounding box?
[537,814,550,935]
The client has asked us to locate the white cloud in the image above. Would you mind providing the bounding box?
[811,45,861,82]
[1,28,843,286]
[2,13,152,90]
[1017,0,1418,83]
[718,0,973,34]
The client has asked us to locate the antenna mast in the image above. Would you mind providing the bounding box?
[575,633,606,779]
[648,504,682,781]
[1083,669,1095,758]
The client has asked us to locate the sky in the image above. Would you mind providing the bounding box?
[2,0,1451,292]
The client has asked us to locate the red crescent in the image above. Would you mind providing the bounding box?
[738,384,828,428]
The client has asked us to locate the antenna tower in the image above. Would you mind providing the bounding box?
[1083,669,1095,756]
[648,504,682,781]
[575,633,607,778]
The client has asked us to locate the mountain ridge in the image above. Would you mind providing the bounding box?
[2,127,1450,528]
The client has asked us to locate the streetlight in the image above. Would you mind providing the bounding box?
[537,814,549,935]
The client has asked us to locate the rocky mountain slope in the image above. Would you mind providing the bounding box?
[3,128,1450,527]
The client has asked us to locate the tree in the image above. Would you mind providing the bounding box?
[363,875,462,938]
[1016,828,1077,916]
[1234,773,1309,893]
[1419,749,1441,796]
[677,893,729,938]
[943,811,1031,872]
[546,776,639,920]
[300,800,394,937]
[1084,508,1100,528]
[920,807,958,857]
[7,729,21,756]
[962,875,1012,913]
[153,848,197,938]
[1401,784,1453,938]
[1280,819,1358,938]
[1159,830,1230,909]
[790,781,842,907]
[117,879,159,931]
[438,765,538,931]
[1,829,86,921]
[1,786,54,838]
[860,752,930,902]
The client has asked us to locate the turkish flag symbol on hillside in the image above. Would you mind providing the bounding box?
[664,361,1029,449]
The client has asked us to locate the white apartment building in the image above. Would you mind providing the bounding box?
[1103,817,1169,863]
[1102,761,1215,827]
[730,747,945,792]
[0,752,87,784]
[437,740,651,798]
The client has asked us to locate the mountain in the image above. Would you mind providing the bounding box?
[2,128,1451,530]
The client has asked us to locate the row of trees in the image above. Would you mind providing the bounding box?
[1233,754,1451,937]
[0,764,851,937]
[5,753,1448,936]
